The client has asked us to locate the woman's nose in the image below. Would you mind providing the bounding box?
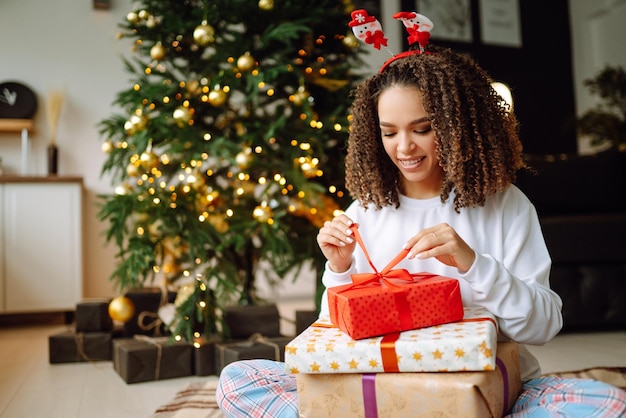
[397,132,415,153]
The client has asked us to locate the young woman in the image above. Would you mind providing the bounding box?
[216,28,626,418]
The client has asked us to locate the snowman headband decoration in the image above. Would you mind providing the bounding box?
[348,9,434,73]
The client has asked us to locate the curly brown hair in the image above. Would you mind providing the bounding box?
[346,45,526,212]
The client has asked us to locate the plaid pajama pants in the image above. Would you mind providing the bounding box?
[216,360,626,418]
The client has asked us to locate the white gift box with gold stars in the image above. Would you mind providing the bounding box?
[284,307,498,374]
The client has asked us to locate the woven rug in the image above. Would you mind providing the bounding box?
[151,380,224,418]
[152,368,626,417]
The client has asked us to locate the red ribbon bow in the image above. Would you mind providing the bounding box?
[346,224,430,291]
[364,30,388,50]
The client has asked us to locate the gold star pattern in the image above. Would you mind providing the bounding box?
[306,343,316,353]
[310,362,321,372]
[330,361,340,370]
[348,359,359,369]
[432,349,443,360]
[455,348,465,358]
[285,345,297,355]
[368,359,379,368]
[325,343,335,352]
[412,351,423,361]
[288,367,299,374]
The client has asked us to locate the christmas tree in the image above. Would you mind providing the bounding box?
[98,0,366,338]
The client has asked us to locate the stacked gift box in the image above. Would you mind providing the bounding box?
[214,304,292,375]
[284,226,521,417]
[285,307,521,417]
[49,299,121,364]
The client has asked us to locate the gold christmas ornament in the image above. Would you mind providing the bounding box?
[140,150,159,169]
[237,52,256,72]
[126,11,139,24]
[258,0,274,11]
[124,111,148,135]
[101,141,114,153]
[126,161,140,177]
[108,296,135,323]
[208,88,227,107]
[298,156,319,178]
[150,42,167,61]
[291,87,310,106]
[173,106,193,127]
[193,21,215,46]
[235,147,253,169]
[252,203,273,223]
[114,183,132,195]
[186,79,201,96]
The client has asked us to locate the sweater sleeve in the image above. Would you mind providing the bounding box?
[460,201,563,345]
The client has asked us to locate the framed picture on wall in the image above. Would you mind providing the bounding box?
[418,0,473,43]
[478,0,522,47]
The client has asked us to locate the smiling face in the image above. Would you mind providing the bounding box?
[377,85,444,199]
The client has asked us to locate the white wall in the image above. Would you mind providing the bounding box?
[0,0,134,298]
[1,0,623,301]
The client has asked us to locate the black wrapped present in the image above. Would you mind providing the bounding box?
[122,288,175,337]
[113,336,193,384]
[75,299,113,333]
[215,334,292,375]
[223,304,281,339]
[192,336,219,376]
[49,330,115,364]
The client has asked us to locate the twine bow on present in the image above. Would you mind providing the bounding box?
[133,335,170,380]
[217,333,282,371]
[137,311,164,336]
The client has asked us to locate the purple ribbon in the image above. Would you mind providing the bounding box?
[496,357,510,414]
[362,374,378,418]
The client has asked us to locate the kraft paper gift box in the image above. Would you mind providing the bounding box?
[75,299,113,333]
[296,341,521,418]
[328,225,463,340]
[49,330,115,364]
[215,334,292,375]
[285,306,497,374]
[113,336,192,384]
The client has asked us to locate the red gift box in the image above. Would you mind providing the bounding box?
[328,225,464,340]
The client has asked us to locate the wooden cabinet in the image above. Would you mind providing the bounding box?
[0,177,83,313]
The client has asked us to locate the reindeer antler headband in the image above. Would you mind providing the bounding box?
[348,9,434,73]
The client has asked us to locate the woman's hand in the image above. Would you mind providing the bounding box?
[316,214,357,273]
[405,223,476,273]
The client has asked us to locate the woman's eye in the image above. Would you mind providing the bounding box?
[415,125,432,134]
[381,131,396,138]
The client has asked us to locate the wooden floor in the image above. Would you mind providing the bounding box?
[0,305,624,417]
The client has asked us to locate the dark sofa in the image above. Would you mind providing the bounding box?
[515,149,626,331]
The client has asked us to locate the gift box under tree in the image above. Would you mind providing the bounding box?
[113,336,193,384]
[49,330,119,364]
[75,299,113,333]
[215,334,293,375]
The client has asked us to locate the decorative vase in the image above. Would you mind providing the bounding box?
[47,143,58,175]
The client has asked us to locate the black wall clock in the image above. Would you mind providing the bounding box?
[0,81,38,119]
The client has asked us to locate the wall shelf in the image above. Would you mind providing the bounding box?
[0,119,34,175]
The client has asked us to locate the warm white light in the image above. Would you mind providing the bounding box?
[491,81,514,111]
